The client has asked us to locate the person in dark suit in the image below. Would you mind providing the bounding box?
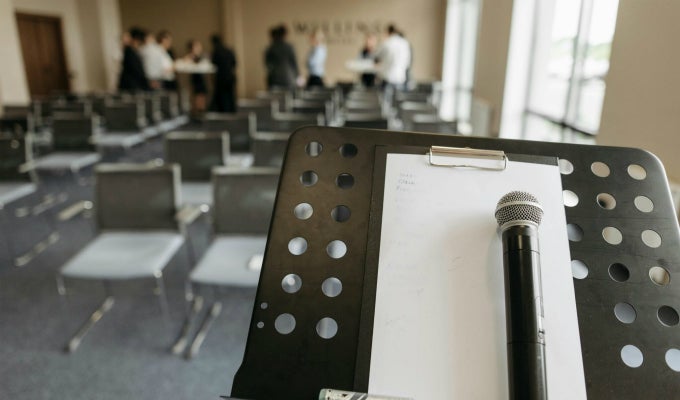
[210,34,237,112]
[118,27,150,92]
[185,39,208,115]
[264,25,299,89]
[360,33,378,88]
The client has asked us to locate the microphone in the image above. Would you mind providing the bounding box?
[495,191,548,400]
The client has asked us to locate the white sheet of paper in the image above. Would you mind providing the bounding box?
[368,153,586,400]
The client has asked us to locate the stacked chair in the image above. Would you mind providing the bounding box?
[0,135,58,268]
[164,131,229,206]
[56,163,200,352]
[172,166,279,358]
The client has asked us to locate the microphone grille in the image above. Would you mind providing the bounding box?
[495,191,544,227]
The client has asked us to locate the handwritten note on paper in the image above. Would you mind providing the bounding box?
[368,153,586,400]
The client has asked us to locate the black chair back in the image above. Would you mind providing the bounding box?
[164,131,228,181]
[52,114,98,151]
[0,135,32,182]
[252,132,289,168]
[95,163,180,231]
[343,113,388,129]
[203,112,254,152]
[104,100,147,132]
[269,113,323,133]
[212,167,279,234]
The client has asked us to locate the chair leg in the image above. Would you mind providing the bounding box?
[56,274,66,296]
[171,293,204,355]
[65,296,115,353]
[154,272,170,324]
[186,301,222,359]
[0,208,17,266]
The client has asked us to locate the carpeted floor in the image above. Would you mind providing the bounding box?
[0,136,254,400]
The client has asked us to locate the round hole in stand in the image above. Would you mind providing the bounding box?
[614,302,636,324]
[340,143,358,158]
[274,313,296,335]
[558,159,574,175]
[665,349,680,372]
[563,190,579,207]
[316,317,338,339]
[331,205,351,222]
[628,164,647,180]
[281,274,302,294]
[567,224,584,242]
[602,227,623,245]
[305,141,323,157]
[608,263,630,282]
[596,193,616,210]
[322,277,343,297]
[591,161,611,178]
[300,171,318,187]
[571,260,589,279]
[294,203,314,220]
[634,196,654,213]
[336,173,355,189]
[288,237,308,255]
[621,345,644,368]
[649,266,671,286]
[641,230,662,248]
[658,306,680,327]
[327,240,347,259]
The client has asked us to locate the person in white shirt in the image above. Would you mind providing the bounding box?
[140,33,172,89]
[156,30,177,90]
[374,24,411,91]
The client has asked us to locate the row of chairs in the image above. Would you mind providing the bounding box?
[56,162,278,357]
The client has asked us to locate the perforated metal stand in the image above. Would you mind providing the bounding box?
[230,127,680,400]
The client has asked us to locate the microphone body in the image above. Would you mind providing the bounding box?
[495,191,548,400]
[501,224,547,400]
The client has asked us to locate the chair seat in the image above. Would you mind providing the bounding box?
[190,235,266,287]
[227,153,254,168]
[181,182,212,206]
[0,182,36,208]
[95,134,145,149]
[141,126,162,139]
[61,231,184,279]
[33,152,100,172]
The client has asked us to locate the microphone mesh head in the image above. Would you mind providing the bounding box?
[495,191,544,227]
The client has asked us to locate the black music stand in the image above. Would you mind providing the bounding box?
[227,127,680,400]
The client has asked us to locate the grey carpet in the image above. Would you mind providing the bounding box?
[0,135,255,400]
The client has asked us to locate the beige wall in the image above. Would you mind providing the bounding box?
[598,0,680,181]
[229,0,446,96]
[473,0,514,136]
[118,0,222,61]
[97,0,124,90]
[0,0,30,106]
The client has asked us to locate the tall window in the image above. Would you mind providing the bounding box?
[441,0,481,127]
[504,0,619,142]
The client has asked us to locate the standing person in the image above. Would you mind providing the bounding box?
[185,40,208,115]
[264,25,300,90]
[118,27,149,92]
[140,32,168,89]
[373,24,411,93]
[156,30,177,91]
[359,33,378,88]
[210,34,237,112]
[399,30,414,90]
[306,29,327,88]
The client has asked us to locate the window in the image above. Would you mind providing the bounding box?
[502,0,619,142]
[441,0,481,127]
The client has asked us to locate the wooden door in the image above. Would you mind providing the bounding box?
[16,13,70,97]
